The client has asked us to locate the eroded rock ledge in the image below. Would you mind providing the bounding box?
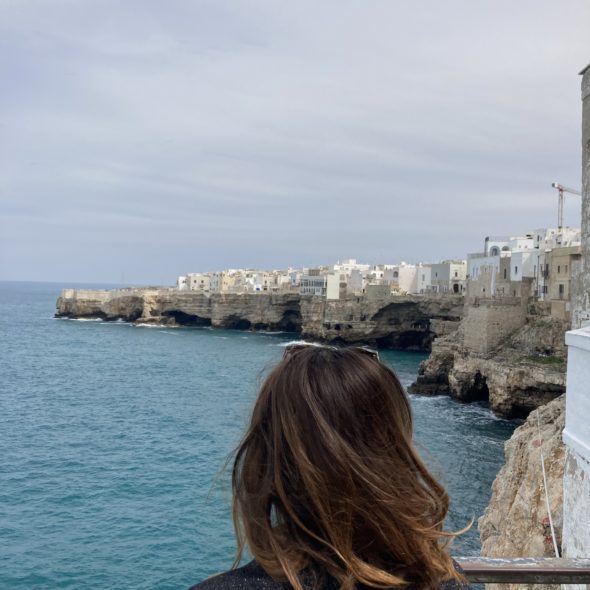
[409,309,567,419]
[55,288,464,351]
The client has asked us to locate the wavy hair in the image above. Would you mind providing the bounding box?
[232,346,464,590]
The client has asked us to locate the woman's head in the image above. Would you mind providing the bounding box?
[232,345,461,590]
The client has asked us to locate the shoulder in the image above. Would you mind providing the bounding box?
[188,561,286,590]
[438,559,472,590]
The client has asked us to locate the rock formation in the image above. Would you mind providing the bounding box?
[479,395,565,590]
[409,306,568,419]
[300,294,463,349]
[55,288,464,351]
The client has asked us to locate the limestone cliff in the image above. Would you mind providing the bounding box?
[479,396,565,590]
[409,309,568,419]
[55,289,464,351]
[56,289,303,331]
[300,294,463,349]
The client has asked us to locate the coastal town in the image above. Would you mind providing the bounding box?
[176,224,581,322]
[50,62,590,586]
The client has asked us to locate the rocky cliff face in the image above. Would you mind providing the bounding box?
[409,313,568,419]
[300,295,463,349]
[56,289,304,331]
[55,289,464,351]
[479,396,565,590]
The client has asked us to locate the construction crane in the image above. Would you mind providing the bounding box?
[551,182,581,229]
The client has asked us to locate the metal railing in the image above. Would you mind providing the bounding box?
[456,557,590,584]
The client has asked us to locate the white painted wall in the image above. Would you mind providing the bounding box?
[468,253,500,279]
[484,236,510,256]
[510,251,536,281]
[326,273,341,300]
[563,326,590,578]
[347,269,363,294]
[416,265,431,293]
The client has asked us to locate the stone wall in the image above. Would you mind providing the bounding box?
[462,300,527,355]
[410,304,567,418]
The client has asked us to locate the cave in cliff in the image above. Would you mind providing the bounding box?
[162,311,212,327]
[277,310,302,333]
[461,370,490,403]
[509,386,566,420]
[221,315,252,330]
[375,331,433,351]
[371,303,434,351]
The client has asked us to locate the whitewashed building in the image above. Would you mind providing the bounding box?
[430,260,467,294]
[347,269,364,295]
[300,270,327,296]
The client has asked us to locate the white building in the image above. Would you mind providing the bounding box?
[467,253,502,282]
[300,270,327,297]
[430,260,467,294]
[210,271,235,293]
[483,236,511,256]
[332,258,371,273]
[415,264,432,294]
[347,269,364,295]
[326,273,346,300]
[186,273,211,293]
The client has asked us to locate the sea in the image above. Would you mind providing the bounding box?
[0,281,519,590]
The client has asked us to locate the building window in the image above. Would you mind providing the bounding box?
[514,266,518,274]
[565,265,568,273]
[454,271,458,277]
[503,268,507,279]
[558,265,561,274]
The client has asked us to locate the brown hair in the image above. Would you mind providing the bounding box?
[232,346,464,590]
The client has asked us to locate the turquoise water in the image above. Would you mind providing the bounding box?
[0,282,518,589]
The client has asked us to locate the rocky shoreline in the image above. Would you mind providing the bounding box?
[479,395,565,590]
[408,311,568,419]
[56,287,569,420]
[55,288,464,351]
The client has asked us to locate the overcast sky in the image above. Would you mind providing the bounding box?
[1,0,589,284]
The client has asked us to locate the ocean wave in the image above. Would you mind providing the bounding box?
[133,323,163,328]
[277,339,318,347]
[60,317,104,322]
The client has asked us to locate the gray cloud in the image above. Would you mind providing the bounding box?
[1,0,589,283]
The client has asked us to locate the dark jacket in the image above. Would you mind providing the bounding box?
[189,559,472,590]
